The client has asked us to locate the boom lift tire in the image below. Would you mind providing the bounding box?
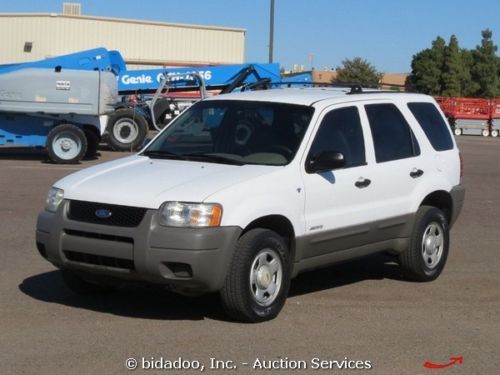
[47,124,87,164]
[106,108,148,151]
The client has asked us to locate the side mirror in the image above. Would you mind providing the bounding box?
[306,151,346,173]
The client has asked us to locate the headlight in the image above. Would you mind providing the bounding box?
[46,187,64,213]
[159,202,222,227]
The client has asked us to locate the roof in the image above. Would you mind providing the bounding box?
[0,13,246,33]
[208,88,354,106]
[207,87,433,106]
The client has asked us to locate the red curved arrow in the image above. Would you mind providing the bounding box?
[424,356,463,369]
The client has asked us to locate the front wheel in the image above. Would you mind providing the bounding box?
[220,229,290,322]
[491,129,499,137]
[482,129,490,137]
[399,206,449,281]
[453,128,462,136]
[47,124,87,164]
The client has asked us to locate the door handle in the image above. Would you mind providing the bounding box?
[410,169,424,178]
[355,178,371,188]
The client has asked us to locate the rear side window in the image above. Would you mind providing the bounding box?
[408,102,454,151]
[366,103,420,163]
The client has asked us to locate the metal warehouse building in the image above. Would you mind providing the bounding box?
[0,7,245,68]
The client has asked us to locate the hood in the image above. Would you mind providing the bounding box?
[55,155,279,208]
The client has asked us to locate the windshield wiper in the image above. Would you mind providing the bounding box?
[141,150,187,160]
[182,153,245,166]
[142,150,244,165]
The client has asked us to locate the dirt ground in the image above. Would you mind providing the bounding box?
[0,136,498,374]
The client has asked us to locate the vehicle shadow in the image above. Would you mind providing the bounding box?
[0,149,100,162]
[19,253,406,322]
[19,270,226,321]
[289,253,406,297]
[0,148,48,161]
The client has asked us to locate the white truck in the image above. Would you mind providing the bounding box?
[36,88,465,322]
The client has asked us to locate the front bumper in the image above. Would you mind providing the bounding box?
[36,200,242,293]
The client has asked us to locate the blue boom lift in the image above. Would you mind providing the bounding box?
[0,48,281,159]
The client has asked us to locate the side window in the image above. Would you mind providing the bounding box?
[309,106,366,168]
[408,102,454,151]
[365,103,420,163]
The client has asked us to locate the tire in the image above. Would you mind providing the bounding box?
[83,129,100,158]
[482,129,490,137]
[491,129,499,137]
[61,270,114,295]
[220,229,291,323]
[399,206,449,282]
[47,124,87,164]
[106,108,148,151]
[453,128,462,136]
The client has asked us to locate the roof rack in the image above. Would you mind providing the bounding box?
[233,79,413,96]
[258,81,375,95]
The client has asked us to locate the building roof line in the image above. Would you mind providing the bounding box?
[0,13,246,33]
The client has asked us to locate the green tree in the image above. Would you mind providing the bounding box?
[461,49,476,97]
[333,57,383,87]
[441,35,465,96]
[470,29,500,97]
[408,36,446,95]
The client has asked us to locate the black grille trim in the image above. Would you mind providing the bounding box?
[68,200,147,227]
[64,250,135,270]
[64,229,134,244]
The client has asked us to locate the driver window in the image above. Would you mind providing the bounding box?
[308,106,366,168]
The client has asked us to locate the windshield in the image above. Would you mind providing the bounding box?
[143,100,314,166]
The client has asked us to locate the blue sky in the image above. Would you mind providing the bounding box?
[2,0,500,73]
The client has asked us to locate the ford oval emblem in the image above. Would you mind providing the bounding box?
[95,209,112,219]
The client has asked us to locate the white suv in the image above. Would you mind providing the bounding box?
[36,88,465,322]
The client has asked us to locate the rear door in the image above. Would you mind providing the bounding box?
[299,101,426,260]
[361,101,426,219]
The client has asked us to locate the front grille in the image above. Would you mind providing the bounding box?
[64,250,135,270]
[68,200,147,227]
[64,229,133,244]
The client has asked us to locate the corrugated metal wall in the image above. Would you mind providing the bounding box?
[0,14,245,66]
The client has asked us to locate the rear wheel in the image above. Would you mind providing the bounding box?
[453,128,462,136]
[106,108,148,151]
[47,124,87,164]
[491,129,499,137]
[482,129,490,137]
[399,206,449,281]
[220,229,290,322]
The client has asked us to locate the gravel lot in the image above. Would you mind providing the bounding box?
[0,137,499,375]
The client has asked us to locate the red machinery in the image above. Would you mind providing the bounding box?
[435,97,499,137]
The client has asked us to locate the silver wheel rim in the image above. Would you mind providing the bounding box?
[250,249,282,306]
[52,131,82,160]
[492,130,499,137]
[454,128,461,136]
[421,222,444,269]
[482,130,489,137]
[113,118,139,144]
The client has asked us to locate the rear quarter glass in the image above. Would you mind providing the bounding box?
[408,102,454,151]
